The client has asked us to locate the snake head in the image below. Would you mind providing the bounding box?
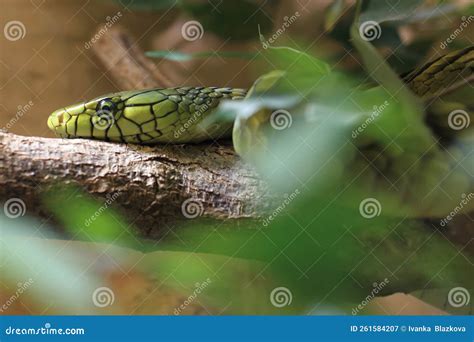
[48,87,244,143]
[47,94,125,140]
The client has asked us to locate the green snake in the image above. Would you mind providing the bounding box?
[48,46,473,149]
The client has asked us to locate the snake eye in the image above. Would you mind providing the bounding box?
[97,98,116,114]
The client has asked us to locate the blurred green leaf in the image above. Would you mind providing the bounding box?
[43,185,140,249]
[324,0,347,32]
[146,50,258,61]
[350,18,430,142]
[0,216,106,313]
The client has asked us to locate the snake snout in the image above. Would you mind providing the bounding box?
[47,108,68,135]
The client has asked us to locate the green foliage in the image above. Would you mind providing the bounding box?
[0,216,106,313]
[43,185,140,249]
[324,0,346,32]
[145,50,258,62]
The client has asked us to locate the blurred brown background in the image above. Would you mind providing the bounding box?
[0,0,174,138]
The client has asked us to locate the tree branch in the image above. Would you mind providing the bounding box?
[0,131,279,237]
[90,26,173,89]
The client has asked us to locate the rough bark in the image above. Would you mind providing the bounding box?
[0,131,279,237]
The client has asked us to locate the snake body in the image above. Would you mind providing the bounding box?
[403,45,473,100]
